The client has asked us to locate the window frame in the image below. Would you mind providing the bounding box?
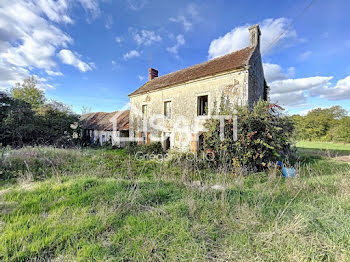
[163,100,172,119]
[197,94,209,116]
[141,132,147,144]
[141,104,148,119]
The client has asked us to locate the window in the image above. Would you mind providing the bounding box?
[101,135,106,144]
[197,95,208,116]
[198,133,204,151]
[142,105,148,119]
[164,101,171,118]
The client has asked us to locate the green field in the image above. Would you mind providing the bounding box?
[1,144,350,261]
[297,140,350,157]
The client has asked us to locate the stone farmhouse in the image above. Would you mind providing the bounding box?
[80,110,129,147]
[128,24,266,152]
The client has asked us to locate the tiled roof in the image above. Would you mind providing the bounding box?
[129,46,255,96]
[80,110,129,131]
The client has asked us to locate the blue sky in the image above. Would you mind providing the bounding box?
[1,0,350,115]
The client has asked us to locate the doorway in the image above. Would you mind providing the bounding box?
[164,136,171,151]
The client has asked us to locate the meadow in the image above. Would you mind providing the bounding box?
[297,140,350,157]
[1,143,350,261]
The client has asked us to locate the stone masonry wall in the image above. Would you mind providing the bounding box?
[247,47,265,108]
[129,69,250,152]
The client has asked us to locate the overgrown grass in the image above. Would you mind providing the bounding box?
[1,146,350,261]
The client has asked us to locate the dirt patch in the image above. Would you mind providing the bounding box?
[0,201,17,214]
[334,155,350,163]
[0,188,11,197]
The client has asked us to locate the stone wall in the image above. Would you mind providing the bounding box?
[247,47,265,108]
[129,69,250,152]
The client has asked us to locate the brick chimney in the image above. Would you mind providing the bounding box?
[248,24,261,49]
[148,68,158,81]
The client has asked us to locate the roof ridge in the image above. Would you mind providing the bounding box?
[80,110,130,131]
[129,46,254,97]
[153,46,252,82]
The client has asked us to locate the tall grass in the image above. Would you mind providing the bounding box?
[0,147,350,261]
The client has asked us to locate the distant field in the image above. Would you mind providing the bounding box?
[1,147,350,261]
[297,141,350,157]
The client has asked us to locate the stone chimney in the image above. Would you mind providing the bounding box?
[148,68,158,81]
[248,24,261,49]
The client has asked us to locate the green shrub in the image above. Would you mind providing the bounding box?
[203,99,295,172]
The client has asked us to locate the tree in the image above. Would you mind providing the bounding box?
[36,101,80,146]
[1,77,80,147]
[11,76,45,110]
[292,106,348,141]
[0,93,38,147]
[331,116,350,143]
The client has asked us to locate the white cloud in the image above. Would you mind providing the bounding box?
[320,75,350,100]
[76,0,100,19]
[0,61,29,89]
[37,0,72,24]
[104,15,114,29]
[133,30,162,46]
[58,49,92,72]
[170,16,192,32]
[268,75,333,107]
[123,50,140,60]
[46,70,63,76]
[115,36,123,44]
[34,75,55,90]
[264,62,334,107]
[169,3,200,32]
[138,75,145,81]
[208,17,298,59]
[266,63,350,106]
[270,76,333,95]
[0,1,73,70]
[127,0,148,10]
[263,63,285,82]
[263,63,295,82]
[166,34,185,55]
[0,0,98,87]
[111,60,120,71]
[298,50,312,61]
[270,91,308,107]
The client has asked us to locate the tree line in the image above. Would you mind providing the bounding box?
[0,76,80,147]
[291,106,350,143]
